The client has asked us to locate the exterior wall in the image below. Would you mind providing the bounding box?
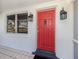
[0,0,74,59]
[74,41,78,59]
[74,0,78,40]
[74,0,78,59]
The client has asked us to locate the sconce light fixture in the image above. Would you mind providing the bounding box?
[60,8,67,20]
[28,12,33,22]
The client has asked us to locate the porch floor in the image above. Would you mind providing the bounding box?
[0,45,34,59]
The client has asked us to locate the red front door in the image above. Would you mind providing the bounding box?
[37,9,55,53]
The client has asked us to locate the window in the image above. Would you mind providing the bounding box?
[7,13,28,33]
[7,15,15,33]
[17,13,28,33]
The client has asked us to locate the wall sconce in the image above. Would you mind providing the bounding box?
[60,8,67,20]
[28,12,33,22]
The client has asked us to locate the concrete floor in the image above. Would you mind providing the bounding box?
[0,45,34,59]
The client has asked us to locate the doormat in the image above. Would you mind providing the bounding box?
[34,55,49,59]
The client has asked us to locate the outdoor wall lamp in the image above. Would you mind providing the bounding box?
[60,8,67,20]
[28,12,33,22]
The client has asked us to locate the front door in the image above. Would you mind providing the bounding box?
[37,9,55,53]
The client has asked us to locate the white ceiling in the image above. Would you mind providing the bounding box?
[0,0,53,11]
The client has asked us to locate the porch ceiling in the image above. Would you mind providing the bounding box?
[0,0,53,12]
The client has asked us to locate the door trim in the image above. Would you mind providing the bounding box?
[36,7,56,13]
